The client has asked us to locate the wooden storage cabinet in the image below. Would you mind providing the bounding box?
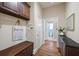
[0,2,2,6]
[3,2,19,13]
[18,2,23,15]
[22,3,30,19]
[25,45,33,55]
[19,3,30,19]
[0,41,33,56]
[16,45,33,56]
[59,35,79,56]
[66,46,79,56]
[0,2,30,20]
[16,48,27,56]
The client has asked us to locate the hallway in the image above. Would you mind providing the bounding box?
[35,40,60,56]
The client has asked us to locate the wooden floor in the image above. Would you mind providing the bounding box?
[34,40,60,56]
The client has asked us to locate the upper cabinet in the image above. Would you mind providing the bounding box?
[18,3,30,19]
[22,3,30,19]
[3,2,19,13]
[0,2,30,20]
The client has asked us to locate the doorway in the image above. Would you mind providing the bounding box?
[44,17,58,41]
[48,22,54,38]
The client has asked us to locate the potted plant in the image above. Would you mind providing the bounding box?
[58,27,65,35]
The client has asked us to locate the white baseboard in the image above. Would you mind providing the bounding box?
[33,48,38,54]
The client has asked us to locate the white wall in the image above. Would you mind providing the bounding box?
[0,25,26,50]
[43,3,65,28]
[26,2,35,43]
[34,2,44,52]
[42,3,65,47]
[0,13,27,26]
[65,2,79,43]
[26,2,44,53]
[0,13,27,51]
[42,3,65,43]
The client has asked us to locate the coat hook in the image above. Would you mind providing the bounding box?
[15,20,20,25]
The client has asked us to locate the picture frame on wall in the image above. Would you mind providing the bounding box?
[12,26,26,41]
[66,13,75,31]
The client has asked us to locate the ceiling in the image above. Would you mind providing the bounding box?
[39,2,63,8]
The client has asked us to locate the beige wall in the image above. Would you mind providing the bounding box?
[65,2,79,43]
[0,13,27,50]
[43,3,65,28]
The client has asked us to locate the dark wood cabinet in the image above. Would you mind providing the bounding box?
[16,49,27,56]
[0,41,33,56]
[66,46,79,56]
[0,2,30,20]
[22,3,30,19]
[59,35,79,56]
[18,2,23,15]
[3,2,19,13]
[0,2,2,6]
[16,45,33,56]
[18,3,30,19]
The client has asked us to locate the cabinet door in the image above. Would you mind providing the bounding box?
[16,45,33,56]
[22,3,30,19]
[26,45,33,56]
[3,2,19,13]
[18,2,23,15]
[16,49,27,56]
[0,2,2,6]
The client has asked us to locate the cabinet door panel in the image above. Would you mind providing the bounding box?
[17,3,30,19]
[18,2,23,15]
[0,2,2,6]
[16,49,27,56]
[3,2,18,13]
[0,2,30,20]
[22,3,30,19]
[16,45,33,56]
[26,45,33,55]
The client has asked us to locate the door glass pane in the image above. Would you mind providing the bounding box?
[48,23,53,37]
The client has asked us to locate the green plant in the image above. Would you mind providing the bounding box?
[58,27,65,32]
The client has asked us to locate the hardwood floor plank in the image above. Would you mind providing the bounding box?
[35,40,60,56]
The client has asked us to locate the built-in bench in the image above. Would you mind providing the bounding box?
[0,41,33,56]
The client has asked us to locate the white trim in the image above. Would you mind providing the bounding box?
[44,17,58,40]
[43,17,59,48]
[33,48,38,54]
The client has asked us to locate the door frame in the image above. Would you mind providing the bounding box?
[44,17,58,41]
[46,21,54,39]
